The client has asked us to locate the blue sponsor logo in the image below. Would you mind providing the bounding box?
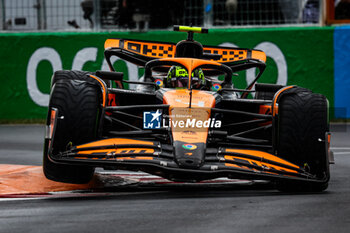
[143,110,162,129]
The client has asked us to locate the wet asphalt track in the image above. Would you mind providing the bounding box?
[0,124,350,233]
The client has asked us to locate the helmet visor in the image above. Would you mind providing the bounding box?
[173,77,188,88]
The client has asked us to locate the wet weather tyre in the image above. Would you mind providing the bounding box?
[254,83,283,100]
[43,78,101,184]
[51,70,95,86]
[276,91,330,192]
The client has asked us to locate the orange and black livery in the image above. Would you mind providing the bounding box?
[43,26,332,192]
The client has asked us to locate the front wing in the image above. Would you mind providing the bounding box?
[47,138,326,184]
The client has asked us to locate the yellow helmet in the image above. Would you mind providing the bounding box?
[166,66,205,89]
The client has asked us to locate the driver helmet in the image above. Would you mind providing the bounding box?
[166,66,205,89]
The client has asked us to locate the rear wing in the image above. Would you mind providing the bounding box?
[104,38,266,66]
[105,39,176,60]
[104,38,266,91]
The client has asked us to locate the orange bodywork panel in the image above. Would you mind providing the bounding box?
[75,156,154,161]
[163,89,216,144]
[224,163,262,173]
[48,108,58,149]
[259,105,272,115]
[116,156,154,160]
[77,148,155,155]
[223,149,300,174]
[89,75,107,107]
[225,155,298,174]
[225,149,299,169]
[251,50,267,63]
[258,105,272,126]
[76,138,154,149]
[74,138,157,160]
[162,89,216,108]
[272,86,295,116]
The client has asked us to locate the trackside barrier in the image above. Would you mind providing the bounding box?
[0,27,345,121]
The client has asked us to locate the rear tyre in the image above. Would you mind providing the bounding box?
[276,90,329,192]
[43,78,101,184]
[254,83,283,100]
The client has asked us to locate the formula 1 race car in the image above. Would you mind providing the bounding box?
[43,26,332,192]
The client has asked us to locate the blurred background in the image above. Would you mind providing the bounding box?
[0,0,343,31]
[1,0,350,122]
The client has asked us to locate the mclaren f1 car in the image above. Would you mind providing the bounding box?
[43,26,332,192]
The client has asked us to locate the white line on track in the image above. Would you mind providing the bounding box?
[0,197,47,202]
[0,191,167,202]
[331,147,350,150]
[333,152,350,155]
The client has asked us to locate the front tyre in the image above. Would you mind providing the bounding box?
[43,78,101,184]
[275,90,330,192]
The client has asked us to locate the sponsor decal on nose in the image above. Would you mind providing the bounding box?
[182,144,197,150]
